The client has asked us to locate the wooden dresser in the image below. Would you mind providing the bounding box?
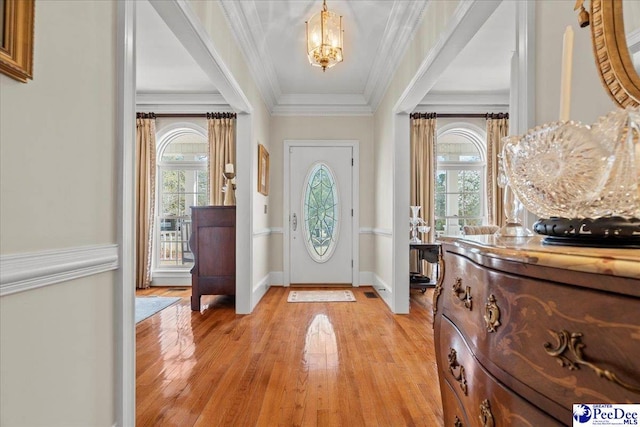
[433,236,640,426]
[190,206,236,311]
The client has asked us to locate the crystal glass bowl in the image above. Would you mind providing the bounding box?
[502,108,640,219]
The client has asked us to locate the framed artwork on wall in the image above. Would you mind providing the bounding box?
[258,144,269,196]
[0,0,35,82]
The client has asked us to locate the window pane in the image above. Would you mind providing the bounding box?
[437,140,481,162]
[162,194,179,216]
[303,163,339,263]
[161,135,208,162]
[196,170,209,206]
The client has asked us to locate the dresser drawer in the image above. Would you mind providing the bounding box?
[437,251,491,351]
[437,315,564,427]
[441,379,470,427]
[438,250,640,414]
[483,267,640,407]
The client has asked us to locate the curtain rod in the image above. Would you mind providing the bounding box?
[410,112,509,119]
[137,112,237,119]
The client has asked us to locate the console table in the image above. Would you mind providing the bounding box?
[190,206,236,311]
[433,235,639,426]
[409,242,441,292]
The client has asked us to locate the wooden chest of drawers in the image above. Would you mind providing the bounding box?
[434,236,640,426]
[190,206,236,311]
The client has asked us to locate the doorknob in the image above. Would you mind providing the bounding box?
[292,213,297,231]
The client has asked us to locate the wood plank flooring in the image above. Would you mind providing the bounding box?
[136,286,443,426]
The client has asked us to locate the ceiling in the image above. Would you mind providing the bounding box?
[136,0,515,115]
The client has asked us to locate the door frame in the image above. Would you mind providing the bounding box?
[283,140,359,287]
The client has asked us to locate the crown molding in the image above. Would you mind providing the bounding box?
[419,90,509,107]
[136,92,232,113]
[272,104,373,116]
[365,1,428,111]
[136,92,226,104]
[219,0,281,112]
[273,93,373,116]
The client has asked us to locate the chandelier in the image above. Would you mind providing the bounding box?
[305,0,344,71]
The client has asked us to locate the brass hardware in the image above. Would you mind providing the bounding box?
[544,329,640,393]
[574,0,590,27]
[454,416,464,427]
[432,249,445,317]
[479,399,495,427]
[448,348,468,395]
[452,277,472,310]
[483,294,501,333]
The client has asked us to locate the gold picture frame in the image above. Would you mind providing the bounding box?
[0,0,35,82]
[258,144,269,196]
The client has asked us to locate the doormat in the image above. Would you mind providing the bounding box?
[364,291,378,298]
[287,290,356,303]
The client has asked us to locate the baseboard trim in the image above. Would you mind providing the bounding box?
[252,274,270,310]
[373,273,393,310]
[151,271,191,286]
[0,244,119,297]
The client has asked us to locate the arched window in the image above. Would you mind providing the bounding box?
[435,123,487,236]
[155,123,208,270]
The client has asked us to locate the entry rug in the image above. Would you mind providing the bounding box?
[287,290,356,303]
[135,296,181,323]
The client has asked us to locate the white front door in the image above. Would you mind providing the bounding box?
[288,145,353,284]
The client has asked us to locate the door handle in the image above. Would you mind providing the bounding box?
[292,213,297,231]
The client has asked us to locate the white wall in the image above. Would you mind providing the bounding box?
[268,116,375,278]
[535,0,615,125]
[0,1,117,425]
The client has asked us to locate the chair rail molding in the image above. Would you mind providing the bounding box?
[0,244,119,297]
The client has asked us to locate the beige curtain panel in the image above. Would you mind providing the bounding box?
[207,112,237,205]
[486,115,509,227]
[135,113,157,289]
[410,114,437,275]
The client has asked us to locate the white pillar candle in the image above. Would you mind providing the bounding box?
[225,163,234,174]
[559,25,574,122]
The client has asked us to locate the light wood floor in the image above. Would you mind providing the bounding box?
[136,286,443,426]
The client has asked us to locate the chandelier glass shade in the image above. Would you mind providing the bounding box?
[305,0,344,71]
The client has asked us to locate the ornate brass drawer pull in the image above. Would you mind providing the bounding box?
[479,399,495,427]
[448,348,468,395]
[454,416,464,427]
[544,329,640,394]
[483,294,501,333]
[452,277,472,310]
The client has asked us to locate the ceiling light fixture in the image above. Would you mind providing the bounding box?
[305,0,344,72]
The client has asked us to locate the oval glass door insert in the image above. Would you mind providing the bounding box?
[303,163,340,263]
